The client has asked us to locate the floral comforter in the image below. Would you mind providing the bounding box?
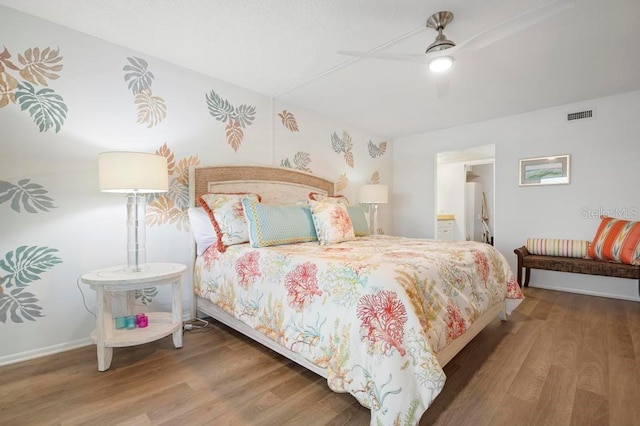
[194,235,523,425]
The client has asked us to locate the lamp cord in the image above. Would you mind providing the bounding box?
[76,276,96,318]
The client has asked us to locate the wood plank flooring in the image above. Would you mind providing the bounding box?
[1,287,638,425]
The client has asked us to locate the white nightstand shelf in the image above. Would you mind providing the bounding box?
[81,263,186,371]
[89,312,180,347]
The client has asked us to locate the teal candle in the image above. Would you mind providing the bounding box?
[125,315,136,329]
[115,316,126,329]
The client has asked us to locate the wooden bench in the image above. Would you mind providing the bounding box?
[514,246,640,297]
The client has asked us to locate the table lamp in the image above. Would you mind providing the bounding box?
[98,152,168,272]
[359,184,388,235]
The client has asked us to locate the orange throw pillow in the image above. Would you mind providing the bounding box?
[587,216,640,265]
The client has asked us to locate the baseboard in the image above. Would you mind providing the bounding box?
[529,283,639,302]
[0,337,92,368]
[0,311,195,368]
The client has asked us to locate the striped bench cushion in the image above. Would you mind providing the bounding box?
[526,238,590,258]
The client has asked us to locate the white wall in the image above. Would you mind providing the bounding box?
[393,90,640,301]
[436,162,466,240]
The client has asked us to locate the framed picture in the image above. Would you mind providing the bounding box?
[519,154,570,186]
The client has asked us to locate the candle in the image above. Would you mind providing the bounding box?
[115,316,126,329]
[138,314,148,328]
[125,315,136,329]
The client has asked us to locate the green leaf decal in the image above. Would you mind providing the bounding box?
[293,151,312,173]
[0,178,56,213]
[0,246,63,288]
[331,131,354,168]
[0,287,45,323]
[205,90,235,123]
[368,141,388,158]
[165,176,189,208]
[331,132,344,153]
[135,287,158,305]
[123,56,154,94]
[280,158,292,168]
[234,104,256,128]
[15,81,67,133]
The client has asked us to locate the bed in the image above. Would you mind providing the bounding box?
[188,165,523,425]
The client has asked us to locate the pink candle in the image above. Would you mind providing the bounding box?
[138,314,148,328]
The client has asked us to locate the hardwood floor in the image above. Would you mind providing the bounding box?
[1,287,639,425]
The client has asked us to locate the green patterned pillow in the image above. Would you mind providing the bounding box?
[242,199,318,247]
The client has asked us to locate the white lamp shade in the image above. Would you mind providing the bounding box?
[98,152,168,193]
[359,184,388,204]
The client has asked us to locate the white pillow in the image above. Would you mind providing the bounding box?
[187,207,217,256]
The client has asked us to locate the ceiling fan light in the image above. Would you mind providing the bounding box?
[428,56,453,72]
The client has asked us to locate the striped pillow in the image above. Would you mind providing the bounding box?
[526,238,590,258]
[587,217,640,265]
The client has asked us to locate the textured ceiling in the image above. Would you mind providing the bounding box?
[1,0,639,138]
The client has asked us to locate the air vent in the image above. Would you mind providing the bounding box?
[567,109,594,122]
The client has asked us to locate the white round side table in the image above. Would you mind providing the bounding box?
[80,263,186,371]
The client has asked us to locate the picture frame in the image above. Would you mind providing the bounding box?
[519,154,570,186]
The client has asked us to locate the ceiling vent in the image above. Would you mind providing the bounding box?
[566,109,594,122]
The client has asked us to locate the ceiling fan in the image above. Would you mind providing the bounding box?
[338,0,575,73]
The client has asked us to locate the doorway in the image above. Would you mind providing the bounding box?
[435,145,495,243]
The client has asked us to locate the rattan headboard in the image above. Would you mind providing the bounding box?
[189,165,335,205]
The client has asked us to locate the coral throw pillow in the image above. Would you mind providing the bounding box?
[309,199,355,245]
[587,216,640,265]
[198,193,261,252]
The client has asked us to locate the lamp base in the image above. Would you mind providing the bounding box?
[369,203,379,235]
[127,193,147,272]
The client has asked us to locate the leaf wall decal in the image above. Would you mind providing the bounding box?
[134,88,167,127]
[155,143,176,175]
[146,144,200,231]
[166,177,189,207]
[342,131,353,151]
[344,150,354,168]
[205,90,235,123]
[0,287,44,323]
[370,171,380,184]
[278,110,299,132]
[368,141,388,158]
[123,56,154,94]
[335,173,348,192]
[18,47,63,87]
[225,120,244,152]
[0,47,20,72]
[235,104,256,128]
[0,178,56,213]
[15,82,67,133]
[0,72,18,108]
[280,158,292,168]
[0,246,63,288]
[134,287,159,305]
[175,156,200,186]
[293,151,312,173]
[205,89,257,152]
[331,132,344,153]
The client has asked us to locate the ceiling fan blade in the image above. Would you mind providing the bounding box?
[337,51,429,64]
[456,0,575,52]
